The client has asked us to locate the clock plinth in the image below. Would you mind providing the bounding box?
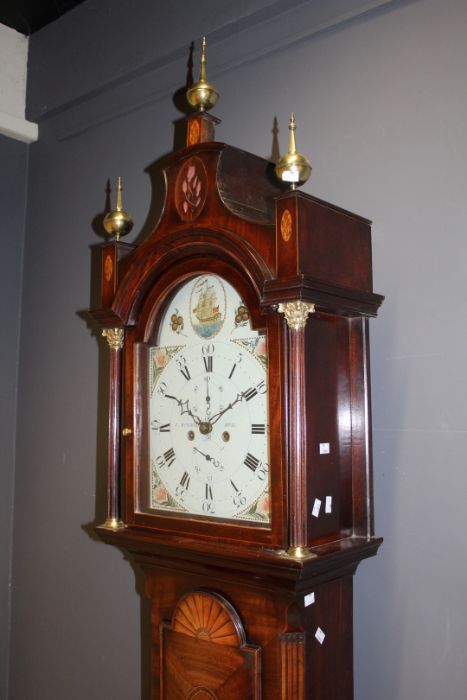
[91,240,135,328]
[101,240,135,305]
[186,112,221,147]
[90,110,383,698]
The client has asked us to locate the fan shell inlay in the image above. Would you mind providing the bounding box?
[172,591,243,647]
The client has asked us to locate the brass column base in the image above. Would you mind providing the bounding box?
[287,546,317,559]
[101,517,126,531]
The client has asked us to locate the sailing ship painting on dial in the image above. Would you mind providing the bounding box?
[148,274,270,523]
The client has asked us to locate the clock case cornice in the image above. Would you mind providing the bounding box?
[91,111,383,563]
[92,132,383,330]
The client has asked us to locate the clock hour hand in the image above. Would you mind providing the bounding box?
[165,394,201,425]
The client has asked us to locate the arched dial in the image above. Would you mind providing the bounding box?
[148,275,270,522]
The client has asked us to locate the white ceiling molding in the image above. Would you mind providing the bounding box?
[0,109,38,143]
[0,23,38,142]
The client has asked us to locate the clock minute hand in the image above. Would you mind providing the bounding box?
[209,391,246,426]
[165,394,201,425]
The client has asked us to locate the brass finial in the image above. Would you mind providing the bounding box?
[103,176,133,241]
[186,36,219,112]
[275,113,312,190]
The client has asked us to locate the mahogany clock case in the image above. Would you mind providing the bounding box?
[92,113,383,700]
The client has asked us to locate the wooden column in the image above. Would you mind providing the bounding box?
[349,316,374,537]
[101,327,125,530]
[278,301,315,557]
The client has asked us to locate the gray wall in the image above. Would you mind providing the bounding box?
[0,135,28,700]
[8,0,467,698]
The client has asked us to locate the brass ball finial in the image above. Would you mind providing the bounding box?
[186,36,219,112]
[275,113,312,190]
[103,176,133,241]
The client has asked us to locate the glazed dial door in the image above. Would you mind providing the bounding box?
[147,275,270,523]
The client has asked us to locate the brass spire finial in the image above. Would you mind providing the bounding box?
[275,113,312,190]
[288,112,297,154]
[199,36,208,83]
[186,36,219,113]
[103,176,133,241]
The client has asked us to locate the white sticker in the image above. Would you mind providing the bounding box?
[312,498,322,518]
[319,442,330,454]
[315,627,326,645]
[304,592,315,607]
[325,496,332,514]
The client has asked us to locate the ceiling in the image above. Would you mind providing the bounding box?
[0,0,86,35]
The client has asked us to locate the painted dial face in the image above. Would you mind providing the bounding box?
[148,275,270,523]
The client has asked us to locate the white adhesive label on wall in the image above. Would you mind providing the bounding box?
[304,592,315,607]
[315,627,326,644]
[325,496,332,513]
[319,442,330,454]
[312,498,322,517]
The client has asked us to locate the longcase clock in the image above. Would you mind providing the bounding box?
[91,40,383,700]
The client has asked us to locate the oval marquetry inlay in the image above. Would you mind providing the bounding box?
[172,591,243,647]
[104,254,113,282]
[188,119,200,146]
[280,208,293,242]
[175,157,208,223]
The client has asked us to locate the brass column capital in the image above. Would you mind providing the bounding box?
[102,328,124,350]
[278,301,315,331]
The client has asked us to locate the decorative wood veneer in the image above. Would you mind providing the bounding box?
[161,591,261,699]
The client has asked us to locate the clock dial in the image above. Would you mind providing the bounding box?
[148,275,270,523]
